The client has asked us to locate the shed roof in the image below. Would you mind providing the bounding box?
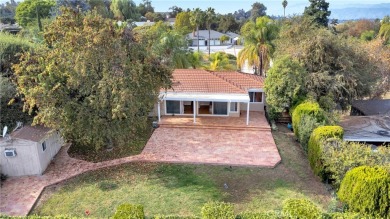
[11,126,52,142]
[340,116,390,143]
[351,99,390,116]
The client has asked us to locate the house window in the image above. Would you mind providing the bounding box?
[230,102,238,112]
[249,92,263,103]
[166,100,180,114]
[42,141,47,152]
[213,102,228,115]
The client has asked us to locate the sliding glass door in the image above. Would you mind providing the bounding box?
[213,102,228,115]
[166,100,180,114]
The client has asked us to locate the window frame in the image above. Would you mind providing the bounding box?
[42,141,47,152]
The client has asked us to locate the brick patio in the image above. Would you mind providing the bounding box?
[142,112,281,167]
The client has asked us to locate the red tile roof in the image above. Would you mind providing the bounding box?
[165,69,264,94]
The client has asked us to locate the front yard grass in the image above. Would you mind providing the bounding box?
[32,125,332,218]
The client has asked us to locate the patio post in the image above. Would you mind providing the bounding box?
[157,101,161,122]
[246,102,250,125]
[193,100,196,123]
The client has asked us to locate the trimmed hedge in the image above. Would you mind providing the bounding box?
[0,216,81,219]
[282,198,322,219]
[201,202,235,219]
[112,203,144,219]
[291,101,326,140]
[153,216,199,219]
[308,126,344,180]
[338,166,390,217]
[236,211,282,219]
[326,212,363,219]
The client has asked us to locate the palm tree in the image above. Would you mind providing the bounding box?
[379,23,390,44]
[282,0,288,17]
[237,16,279,76]
[190,8,204,52]
[205,7,216,55]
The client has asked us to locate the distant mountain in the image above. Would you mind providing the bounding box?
[330,3,390,20]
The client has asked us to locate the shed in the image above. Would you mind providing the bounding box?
[0,126,64,177]
[350,99,390,116]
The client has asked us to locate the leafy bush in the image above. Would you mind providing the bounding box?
[236,211,282,219]
[338,166,390,217]
[152,216,199,219]
[201,202,235,219]
[282,198,322,219]
[323,141,390,187]
[112,203,144,219]
[291,101,326,140]
[307,126,344,180]
[325,212,363,219]
[297,114,322,153]
[0,216,81,219]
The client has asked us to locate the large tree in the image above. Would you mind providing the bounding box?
[249,2,267,22]
[15,0,55,28]
[13,9,172,150]
[217,14,239,33]
[282,0,288,17]
[56,0,90,12]
[205,7,216,55]
[274,17,380,109]
[265,56,307,115]
[303,0,331,27]
[0,0,18,24]
[190,8,205,52]
[237,16,279,76]
[174,11,193,34]
[110,0,140,21]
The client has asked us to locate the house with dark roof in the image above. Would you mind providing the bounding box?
[340,99,390,144]
[155,69,265,125]
[0,126,64,176]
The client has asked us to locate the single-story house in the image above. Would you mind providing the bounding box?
[187,30,239,46]
[0,23,21,34]
[154,69,265,125]
[350,99,390,116]
[0,125,64,177]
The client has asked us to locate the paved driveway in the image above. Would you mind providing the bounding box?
[141,127,281,167]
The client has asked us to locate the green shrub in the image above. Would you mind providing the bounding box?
[297,114,321,153]
[0,216,81,219]
[201,202,235,219]
[282,198,322,219]
[291,101,326,140]
[326,212,363,219]
[152,216,199,219]
[323,141,390,187]
[307,126,344,180]
[236,211,282,219]
[338,166,390,217]
[112,203,144,219]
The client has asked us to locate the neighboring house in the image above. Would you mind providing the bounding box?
[0,23,21,34]
[350,99,390,116]
[0,125,64,177]
[187,30,239,46]
[155,69,265,125]
[340,99,390,145]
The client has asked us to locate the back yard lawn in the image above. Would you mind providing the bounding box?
[32,125,332,218]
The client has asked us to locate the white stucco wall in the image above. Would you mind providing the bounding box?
[0,131,64,176]
[0,139,41,176]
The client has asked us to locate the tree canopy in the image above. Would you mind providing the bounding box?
[303,0,331,27]
[15,0,55,27]
[238,16,279,76]
[13,9,172,150]
[110,0,140,21]
[249,2,267,22]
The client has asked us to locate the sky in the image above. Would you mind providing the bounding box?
[1,0,389,16]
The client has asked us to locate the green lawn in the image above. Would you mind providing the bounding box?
[32,125,332,218]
